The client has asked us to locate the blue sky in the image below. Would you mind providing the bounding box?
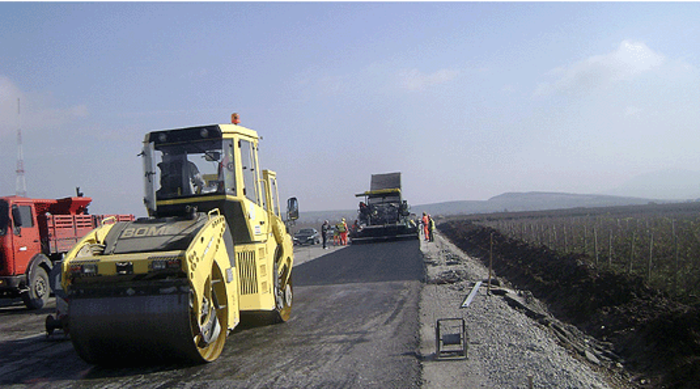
[1,2,699,215]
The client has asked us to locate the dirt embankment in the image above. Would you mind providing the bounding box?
[439,220,700,389]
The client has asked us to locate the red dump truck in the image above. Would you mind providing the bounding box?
[0,195,133,309]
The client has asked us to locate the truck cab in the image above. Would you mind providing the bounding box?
[0,195,127,309]
[0,196,65,309]
[0,197,44,298]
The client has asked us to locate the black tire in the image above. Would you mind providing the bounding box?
[46,314,62,336]
[246,248,293,325]
[22,266,50,310]
[273,265,293,323]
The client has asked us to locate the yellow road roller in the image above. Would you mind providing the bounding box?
[61,121,298,364]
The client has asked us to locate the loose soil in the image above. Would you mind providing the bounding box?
[439,220,700,389]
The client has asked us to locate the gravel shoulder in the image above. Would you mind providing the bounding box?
[418,230,620,389]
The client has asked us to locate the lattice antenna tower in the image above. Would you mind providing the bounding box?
[16,98,27,197]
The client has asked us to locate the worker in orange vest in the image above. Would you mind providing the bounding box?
[428,214,435,242]
[422,212,430,241]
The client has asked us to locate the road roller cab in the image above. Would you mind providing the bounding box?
[61,121,298,364]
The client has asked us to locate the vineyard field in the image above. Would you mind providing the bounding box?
[448,201,700,302]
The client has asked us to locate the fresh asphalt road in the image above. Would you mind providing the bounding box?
[0,239,424,388]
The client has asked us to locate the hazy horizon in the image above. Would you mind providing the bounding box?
[1,3,698,216]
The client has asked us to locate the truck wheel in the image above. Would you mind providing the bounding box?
[22,266,50,310]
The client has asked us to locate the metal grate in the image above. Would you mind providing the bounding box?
[436,318,468,360]
[237,250,258,295]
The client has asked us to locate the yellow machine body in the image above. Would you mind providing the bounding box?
[61,124,296,364]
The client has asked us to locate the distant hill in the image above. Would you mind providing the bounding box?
[414,191,666,216]
[297,191,679,223]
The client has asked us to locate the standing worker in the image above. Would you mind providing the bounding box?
[337,218,349,246]
[351,219,360,240]
[321,220,330,249]
[428,214,435,242]
[422,212,430,241]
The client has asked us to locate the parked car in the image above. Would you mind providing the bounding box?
[294,228,321,246]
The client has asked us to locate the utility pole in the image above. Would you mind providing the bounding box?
[16,98,27,197]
